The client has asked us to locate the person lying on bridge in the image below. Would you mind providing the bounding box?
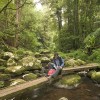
[47,52,64,79]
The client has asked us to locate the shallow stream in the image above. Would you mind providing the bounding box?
[3,77,100,100]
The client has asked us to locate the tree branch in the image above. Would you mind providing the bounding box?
[0,0,13,13]
[7,0,27,10]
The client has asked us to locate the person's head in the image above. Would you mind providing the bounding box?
[54,52,59,59]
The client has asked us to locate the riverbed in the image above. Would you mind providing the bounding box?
[3,77,100,100]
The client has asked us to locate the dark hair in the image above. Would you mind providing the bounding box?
[54,52,58,56]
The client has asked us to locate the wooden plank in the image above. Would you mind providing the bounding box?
[63,63,99,72]
[0,77,48,98]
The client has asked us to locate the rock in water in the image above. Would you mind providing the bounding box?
[91,71,100,83]
[55,74,81,89]
[59,97,68,100]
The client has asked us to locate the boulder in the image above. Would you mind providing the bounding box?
[20,56,35,70]
[20,56,42,70]
[0,66,6,72]
[3,52,14,60]
[22,73,37,81]
[0,59,6,66]
[55,74,81,89]
[40,50,50,54]
[0,81,4,88]
[65,58,86,67]
[5,66,25,76]
[0,73,11,81]
[76,59,86,65]
[91,71,100,83]
[65,59,77,67]
[59,97,68,100]
[34,52,42,58]
[87,70,96,77]
[34,60,42,69]
[7,58,17,66]
[40,57,50,63]
[10,79,26,86]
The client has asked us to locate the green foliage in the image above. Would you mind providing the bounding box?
[66,50,88,61]
[19,31,41,51]
[84,34,95,48]
[84,28,100,49]
[0,81,4,88]
[89,49,100,63]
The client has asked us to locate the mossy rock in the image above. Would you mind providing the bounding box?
[10,79,26,86]
[34,60,42,69]
[5,66,26,76]
[48,54,54,60]
[59,75,81,86]
[55,74,81,88]
[0,81,4,88]
[65,58,86,67]
[87,70,96,77]
[20,56,35,70]
[65,59,77,67]
[0,73,11,81]
[2,52,14,60]
[40,49,50,54]
[0,59,6,66]
[7,58,17,66]
[91,71,100,83]
[41,57,50,63]
[22,73,37,81]
[76,59,86,65]
[0,66,6,72]
[34,52,42,58]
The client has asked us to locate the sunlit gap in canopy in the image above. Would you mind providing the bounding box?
[33,0,43,11]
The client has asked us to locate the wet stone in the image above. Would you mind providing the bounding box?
[59,97,68,100]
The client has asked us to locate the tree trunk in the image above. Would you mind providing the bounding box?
[14,0,21,48]
[56,8,62,31]
[73,0,79,49]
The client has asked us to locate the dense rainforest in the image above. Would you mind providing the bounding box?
[0,0,100,55]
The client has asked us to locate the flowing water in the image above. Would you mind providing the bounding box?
[3,77,100,100]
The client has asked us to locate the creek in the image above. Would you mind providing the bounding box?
[3,77,100,100]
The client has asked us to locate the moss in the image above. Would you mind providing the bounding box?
[40,49,50,54]
[3,52,14,60]
[10,79,26,86]
[91,71,100,83]
[0,81,4,88]
[0,73,11,81]
[22,73,37,81]
[0,59,6,66]
[5,66,25,76]
[59,74,81,86]
[87,70,96,77]
[7,58,17,66]
[0,66,6,72]
[41,57,50,63]
[65,58,86,67]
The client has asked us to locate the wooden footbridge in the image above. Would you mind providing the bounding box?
[0,63,99,99]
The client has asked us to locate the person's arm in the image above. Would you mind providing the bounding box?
[60,58,64,67]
